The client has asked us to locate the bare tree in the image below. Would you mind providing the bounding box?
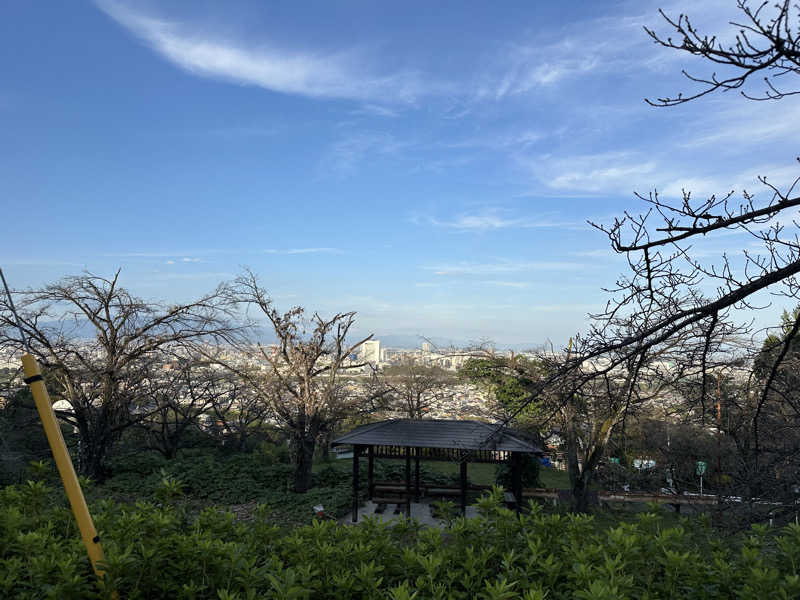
[529,3,800,497]
[380,357,455,419]
[214,271,376,492]
[203,367,273,452]
[478,339,693,511]
[575,2,800,369]
[0,271,236,480]
[645,0,800,105]
[135,356,225,459]
[456,1,800,517]
[493,2,800,422]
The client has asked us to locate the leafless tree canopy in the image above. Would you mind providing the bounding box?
[472,2,800,515]
[379,357,455,419]
[209,270,377,492]
[0,271,237,479]
[568,1,800,383]
[645,1,800,105]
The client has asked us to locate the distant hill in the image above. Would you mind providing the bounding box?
[28,320,540,351]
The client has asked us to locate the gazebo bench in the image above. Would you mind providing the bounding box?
[372,496,406,504]
[425,486,463,497]
[372,482,409,494]
[332,419,544,522]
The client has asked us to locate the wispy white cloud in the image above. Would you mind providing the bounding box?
[475,0,739,101]
[324,131,411,173]
[264,248,344,255]
[481,280,530,288]
[681,101,800,149]
[163,257,204,265]
[569,249,615,258]
[659,163,800,199]
[146,271,235,282]
[414,279,531,288]
[521,151,658,194]
[444,130,543,152]
[423,209,580,231]
[476,10,658,100]
[485,43,601,99]
[425,260,583,276]
[98,0,428,104]
[350,104,400,118]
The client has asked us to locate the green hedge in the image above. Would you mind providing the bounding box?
[2,483,800,599]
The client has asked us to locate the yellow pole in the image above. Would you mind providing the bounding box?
[20,353,107,578]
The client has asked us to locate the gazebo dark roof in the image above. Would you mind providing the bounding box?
[332,419,543,455]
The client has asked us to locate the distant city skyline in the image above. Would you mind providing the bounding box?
[2,1,798,346]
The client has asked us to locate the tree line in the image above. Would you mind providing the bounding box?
[0,269,459,492]
[2,0,799,524]
[459,0,800,519]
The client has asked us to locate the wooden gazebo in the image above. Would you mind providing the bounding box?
[332,419,543,522]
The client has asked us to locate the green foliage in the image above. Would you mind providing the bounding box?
[459,357,546,426]
[0,388,55,486]
[754,305,800,380]
[496,455,541,489]
[460,358,533,406]
[3,482,800,599]
[102,449,296,504]
[154,469,185,503]
[255,440,290,465]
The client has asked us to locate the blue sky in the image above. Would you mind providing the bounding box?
[1,0,798,347]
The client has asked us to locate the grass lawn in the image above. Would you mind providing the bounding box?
[320,457,496,485]
[323,456,574,489]
[421,460,498,486]
[539,467,571,489]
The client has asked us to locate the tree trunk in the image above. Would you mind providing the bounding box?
[571,469,595,513]
[292,430,317,493]
[319,430,332,462]
[570,436,611,513]
[163,441,179,460]
[74,412,113,482]
[77,434,110,482]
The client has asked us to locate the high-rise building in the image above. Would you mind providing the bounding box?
[421,342,432,353]
[360,340,381,364]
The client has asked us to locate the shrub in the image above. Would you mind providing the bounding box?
[3,482,800,599]
[496,455,541,490]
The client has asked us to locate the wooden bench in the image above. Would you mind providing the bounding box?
[425,487,462,497]
[372,496,406,504]
[373,484,408,494]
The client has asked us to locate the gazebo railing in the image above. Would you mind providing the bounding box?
[371,444,508,464]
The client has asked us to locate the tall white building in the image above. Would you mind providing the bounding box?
[421,342,432,353]
[360,340,381,364]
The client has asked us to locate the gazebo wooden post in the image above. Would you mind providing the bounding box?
[367,446,374,501]
[460,456,468,515]
[404,446,411,518]
[352,445,361,523]
[414,447,421,502]
[511,452,522,513]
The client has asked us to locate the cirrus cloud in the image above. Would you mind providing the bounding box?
[97,0,429,104]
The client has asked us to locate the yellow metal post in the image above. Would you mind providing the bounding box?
[21,353,107,578]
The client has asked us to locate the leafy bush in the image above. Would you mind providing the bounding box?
[496,455,541,490]
[100,449,297,504]
[3,483,800,599]
[372,461,461,486]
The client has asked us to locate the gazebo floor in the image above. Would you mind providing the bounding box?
[340,499,480,527]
